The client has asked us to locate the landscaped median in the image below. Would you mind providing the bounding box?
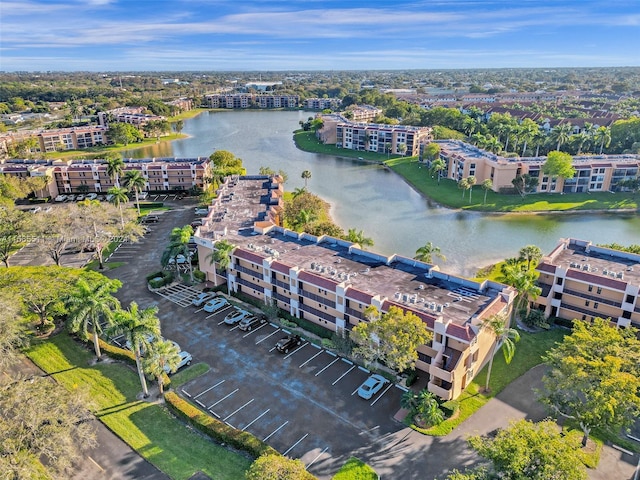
[25,333,252,480]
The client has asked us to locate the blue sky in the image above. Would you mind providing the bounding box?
[1,0,639,71]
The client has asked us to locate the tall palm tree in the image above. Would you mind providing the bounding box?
[143,339,181,397]
[301,170,312,188]
[485,136,502,153]
[458,177,470,199]
[482,314,520,392]
[550,122,573,151]
[107,302,161,398]
[518,118,540,156]
[106,156,125,188]
[162,225,195,283]
[466,176,477,203]
[107,186,129,227]
[296,209,317,231]
[173,120,184,135]
[518,245,543,271]
[414,242,446,264]
[65,275,122,361]
[593,126,611,154]
[429,158,446,184]
[123,170,146,216]
[499,262,542,321]
[346,228,374,250]
[481,179,493,205]
[205,239,236,284]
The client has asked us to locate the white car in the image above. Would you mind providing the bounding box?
[54,194,67,202]
[203,297,228,313]
[194,208,209,216]
[357,374,388,400]
[223,309,251,325]
[86,193,98,200]
[164,350,193,374]
[27,206,41,213]
[192,291,216,307]
[75,194,85,201]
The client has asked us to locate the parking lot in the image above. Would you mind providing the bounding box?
[153,294,407,470]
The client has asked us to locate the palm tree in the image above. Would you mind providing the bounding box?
[414,242,446,264]
[107,302,161,398]
[458,177,470,199]
[550,122,573,151]
[106,155,125,188]
[292,187,307,199]
[499,263,542,321]
[518,245,543,271]
[296,209,317,231]
[593,126,611,154]
[430,158,446,185]
[143,339,181,397]
[414,390,444,427]
[346,228,374,250]
[518,118,540,156]
[482,314,520,392]
[162,225,195,283]
[466,176,477,203]
[485,136,502,153]
[206,239,235,284]
[481,179,493,205]
[301,170,312,188]
[173,120,184,135]
[123,170,146,216]
[65,276,122,361]
[107,186,129,227]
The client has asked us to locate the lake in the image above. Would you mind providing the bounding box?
[124,110,640,276]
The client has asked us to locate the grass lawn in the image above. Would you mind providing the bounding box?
[422,328,566,436]
[170,362,210,388]
[385,157,639,212]
[332,457,378,480]
[25,334,251,480]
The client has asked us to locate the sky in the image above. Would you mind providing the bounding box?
[1,0,639,72]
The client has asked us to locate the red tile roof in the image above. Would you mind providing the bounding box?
[537,263,557,274]
[566,269,627,290]
[234,248,265,265]
[345,287,373,304]
[271,261,292,274]
[446,323,476,342]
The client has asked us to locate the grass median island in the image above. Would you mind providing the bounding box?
[385,157,639,212]
[25,333,251,480]
[332,457,379,480]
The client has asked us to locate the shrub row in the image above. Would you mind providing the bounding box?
[193,269,206,282]
[97,338,136,364]
[146,270,174,288]
[138,201,165,208]
[164,391,277,459]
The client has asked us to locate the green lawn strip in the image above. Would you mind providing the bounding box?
[386,157,638,212]
[25,334,251,480]
[332,457,379,480]
[84,241,120,271]
[170,362,210,388]
[418,328,566,436]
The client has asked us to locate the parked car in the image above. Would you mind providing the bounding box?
[223,309,252,325]
[194,208,209,216]
[141,215,159,223]
[164,350,193,374]
[54,194,67,202]
[138,191,149,200]
[86,193,98,200]
[357,374,388,400]
[75,194,85,201]
[203,297,228,313]
[27,206,41,213]
[275,334,302,353]
[67,194,76,202]
[192,291,216,307]
[105,194,114,202]
[238,314,267,331]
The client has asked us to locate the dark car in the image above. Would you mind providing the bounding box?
[238,314,267,331]
[275,334,302,353]
[141,215,159,224]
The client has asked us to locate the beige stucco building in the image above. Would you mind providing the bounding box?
[194,175,516,400]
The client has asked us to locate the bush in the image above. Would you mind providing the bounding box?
[148,277,165,289]
[96,338,136,365]
[146,271,164,282]
[554,317,575,329]
[321,338,336,349]
[138,201,164,208]
[193,270,206,282]
[523,310,550,329]
[404,369,418,387]
[164,391,277,459]
[146,270,174,288]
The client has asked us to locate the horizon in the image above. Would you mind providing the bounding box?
[1,0,639,72]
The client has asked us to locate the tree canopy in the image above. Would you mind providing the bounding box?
[543,150,576,182]
[245,454,315,480]
[539,318,640,447]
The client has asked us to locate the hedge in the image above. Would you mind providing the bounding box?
[146,270,174,288]
[165,391,277,459]
[97,338,136,364]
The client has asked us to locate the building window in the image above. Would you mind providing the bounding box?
[623,310,632,319]
[585,300,590,307]
[596,287,602,294]
[588,285,593,292]
[626,294,635,303]
[556,277,563,285]
[594,302,599,309]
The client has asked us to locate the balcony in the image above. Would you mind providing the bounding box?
[429,365,453,383]
[300,289,335,308]
[428,381,453,401]
[562,288,622,308]
[237,278,264,293]
[299,304,335,323]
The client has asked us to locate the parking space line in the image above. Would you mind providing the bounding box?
[341,358,353,365]
[181,388,192,398]
[223,399,254,421]
[315,357,339,376]
[395,384,409,392]
[194,380,225,399]
[283,433,309,456]
[194,307,204,313]
[306,447,329,469]
[241,409,270,431]
[299,350,323,368]
[256,328,281,344]
[332,365,356,385]
[310,343,321,349]
[263,421,289,442]
[242,323,268,338]
[208,388,239,409]
[358,366,370,373]
[370,383,394,406]
[326,350,337,357]
[284,342,308,359]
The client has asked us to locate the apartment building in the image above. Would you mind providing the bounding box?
[98,107,165,128]
[0,157,210,196]
[429,140,639,193]
[194,175,516,400]
[344,105,382,122]
[304,98,342,110]
[205,94,299,109]
[534,238,640,329]
[335,122,431,157]
[0,126,107,156]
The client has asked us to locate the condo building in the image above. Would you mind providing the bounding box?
[0,157,211,196]
[534,238,640,329]
[193,175,516,400]
[428,140,639,194]
[0,126,107,156]
[205,94,299,109]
